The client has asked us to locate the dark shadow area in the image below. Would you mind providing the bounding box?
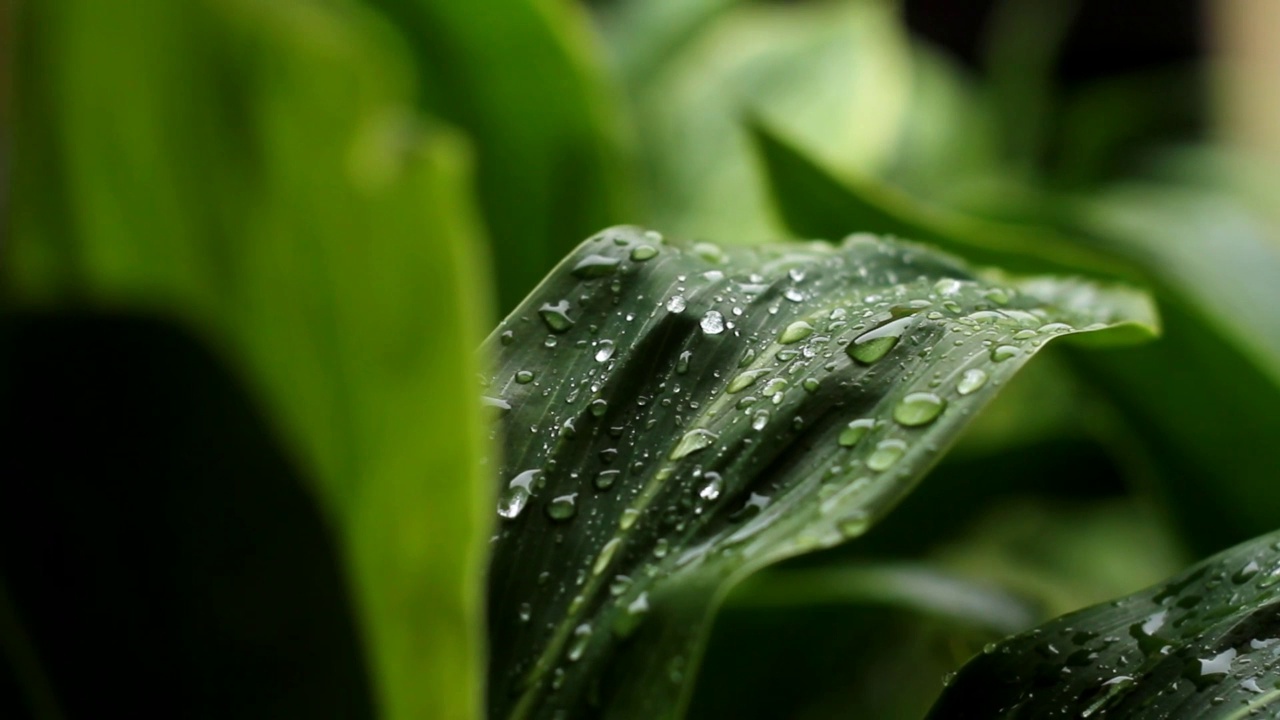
[0,312,374,718]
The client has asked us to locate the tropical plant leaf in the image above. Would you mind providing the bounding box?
[10,1,492,717]
[484,226,1155,719]
[928,528,1280,719]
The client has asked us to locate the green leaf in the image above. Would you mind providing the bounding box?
[11,1,492,717]
[484,226,1154,718]
[929,528,1280,718]
[362,0,636,314]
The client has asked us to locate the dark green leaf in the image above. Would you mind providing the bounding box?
[484,227,1154,718]
[929,528,1280,719]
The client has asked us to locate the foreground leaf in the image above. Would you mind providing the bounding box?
[929,528,1280,718]
[484,227,1154,718]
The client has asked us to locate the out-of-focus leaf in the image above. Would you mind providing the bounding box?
[10,1,492,717]
[484,226,1154,718]
[929,527,1280,718]
[750,122,1139,280]
[364,0,635,314]
[619,0,914,243]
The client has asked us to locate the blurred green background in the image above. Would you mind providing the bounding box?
[6,0,1280,718]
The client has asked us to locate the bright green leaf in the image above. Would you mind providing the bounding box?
[484,226,1155,719]
[929,527,1280,718]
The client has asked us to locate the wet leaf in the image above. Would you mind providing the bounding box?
[484,226,1155,719]
[929,528,1280,719]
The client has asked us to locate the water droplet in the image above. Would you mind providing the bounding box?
[727,369,768,394]
[539,300,575,333]
[620,508,640,529]
[699,472,723,500]
[546,493,578,521]
[497,470,539,519]
[653,538,670,558]
[894,392,946,427]
[609,575,633,596]
[693,242,726,264]
[499,330,514,345]
[838,418,876,447]
[751,409,770,430]
[567,623,593,662]
[779,321,814,345]
[700,311,725,335]
[837,511,869,538]
[594,340,615,362]
[730,492,771,521]
[1234,560,1260,583]
[957,368,988,395]
[515,370,535,384]
[590,399,608,417]
[990,345,1021,362]
[984,288,1010,304]
[518,603,531,622]
[670,429,718,459]
[595,469,620,490]
[802,378,820,393]
[571,254,621,278]
[666,295,687,313]
[848,316,913,365]
[594,538,621,575]
[1199,648,1236,676]
[481,396,511,413]
[867,439,907,471]
[1038,322,1073,334]
[630,245,659,261]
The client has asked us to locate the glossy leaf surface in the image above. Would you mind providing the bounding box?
[929,528,1280,718]
[484,227,1155,719]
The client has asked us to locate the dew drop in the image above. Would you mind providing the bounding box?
[727,369,768,394]
[653,538,670,558]
[515,370,535,384]
[620,508,640,529]
[957,368,988,395]
[590,399,608,417]
[837,511,870,538]
[546,493,578,521]
[571,254,621,278]
[802,378,820,393]
[499,330,514,345]
[676,350,693,374]
[848,316,913,365]
[497,470,539,519]
[838,418,876,447]
[894,392,946,427]
[630,245,659,261]
[567,623,593,662]
[670,429,718,459]
[751,409,770,430]
[666,295,687,313]
[539,300,575,333]
[698,472,724,501]
[693,242,726,264]
[1233,560,1260,584]
[730,492,771,522]
[518,603,531,622]
[779,321,815,345]
[700,311,726,335]
[594,469,620,490]
[991,345,1022,362]
[594,340,615,362]
[593,538,621,575]
[867,439,908,471]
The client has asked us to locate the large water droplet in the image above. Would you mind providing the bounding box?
[991,344,1021,362]
[1199,648,1236,676]
[620,508,640,529]
[700,311,726,335]
[593,538,621,575]
[848,316,913,365]
[515,370,534,384]
[546,493,578,521]
[838,418,876,447]
[867,439,907,471]
[594,340,615,362]
[571,254,621,278]
[595,469,620,490]
[727,369,768,394]
[497,470,539,519]
[670,429,718,459]
[957,368,988,395]
[630,245,659,261]
[894,392,946,427]
[837,510,870,538]
[567,623,593,662]
[666,295,687,313]
[779,321,814,345]
[693,242,726,264]
[539,300,575,333]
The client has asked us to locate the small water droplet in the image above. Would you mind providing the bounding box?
[630,245,659,261]
[670,429,718,459]
[595,469,620,490]
[867,439,907,471]
[571,254,621,278]
[837,510,869,538]
[1234,560,1260,583]
[848,316,913,365]
[539,300,575,333]
[594,340,615,362]
[666,295,687,313]
[609,575,633,596]
[838,418,876,447]
[802,378,820,393]
[700,311,726,335]
[546,493,578,521]
[653,538,670,558]
[590,399,608,417]
[676,350,693,374]
[751,409,770,430]
[500,330,514,345]
[730,492,771,521]
[693,242,726,264]
[894,392,946,427]
[699,472,723,500]
[957,368,988,395]
[567,623,593,662]
[991,345,1021,362]
[594,538,621,575]
[779,321,814,345]
[727,369,768,394]
[497,470,539,519]
[515,370,535,384]
[518,603,531,622]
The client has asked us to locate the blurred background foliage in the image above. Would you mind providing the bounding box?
[6,0,1280,718]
